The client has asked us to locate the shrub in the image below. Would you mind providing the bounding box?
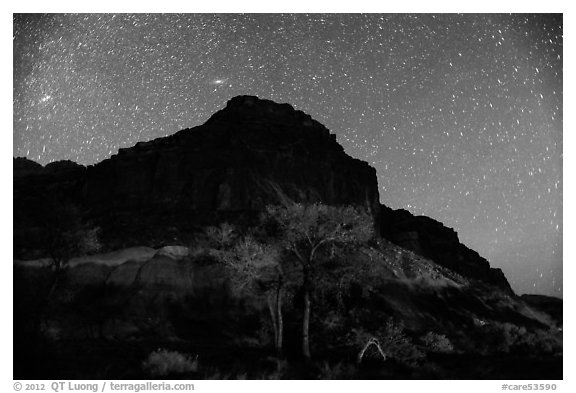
[467,321,561,355]
[317,361,357,379]
[420,332,454,353]
[142,349,198,377]
[515,328,562,355]
[348,318,425,367]
[481,322,526,354]
[379,318,425,366]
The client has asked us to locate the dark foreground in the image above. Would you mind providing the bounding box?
[15,338,562,380]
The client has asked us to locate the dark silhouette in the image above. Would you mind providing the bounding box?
[13,96,562,379]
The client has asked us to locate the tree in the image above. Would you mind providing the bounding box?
[22,200,102,342]
[222,236,285,353]
[202,224,285,354]
[262,203,373,358]
[44,202,100,262]
[44,202,101,297]
[202,222,236,250]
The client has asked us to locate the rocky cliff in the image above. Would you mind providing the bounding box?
[15,96,379,255]
[14,95,509,291]
[379,205,513,293]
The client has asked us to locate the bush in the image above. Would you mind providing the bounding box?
[348,318,425,367]
[142,349,198,377]
[317,361,357,379]
[420,332,454,353]
[379,318,425,366]
[463,321,562,356]
[515,328,562,355]
[480,322,526,354]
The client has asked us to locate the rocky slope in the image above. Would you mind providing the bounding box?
[520,294,563,327]
[15,238,561,379]
[379,205,513,293]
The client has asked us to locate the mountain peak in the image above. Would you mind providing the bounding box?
[205,95,329,133]
[15,96,380,256]
[14,96,510,292]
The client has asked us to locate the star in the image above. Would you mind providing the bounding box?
[13,13,563,297]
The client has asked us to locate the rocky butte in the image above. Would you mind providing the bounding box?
[14,96,562,379]
[15,95,510,291]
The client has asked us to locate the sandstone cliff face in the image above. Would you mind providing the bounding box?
[14,96,380,255]
[14,158,87,258]
[379,205,513,293]
[14,95,510,291]
[81,95,380,240]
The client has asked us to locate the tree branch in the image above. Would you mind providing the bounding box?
[304,231,313,247]
[309,237,334,263]
[357,338,387,364]
[291,246,307,266]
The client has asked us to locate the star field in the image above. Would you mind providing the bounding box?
[13,14,562,296]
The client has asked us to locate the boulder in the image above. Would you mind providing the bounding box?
[155,246,190,259]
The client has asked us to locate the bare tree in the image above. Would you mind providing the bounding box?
[25,200,102,340]
[221,236,285,353]
[44,202,101,297]
[202,224,285,354]
[263,203,373,359]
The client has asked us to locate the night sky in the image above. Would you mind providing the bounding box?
[13,14,562,297]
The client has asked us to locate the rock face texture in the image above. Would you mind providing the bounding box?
[14,95,509,291]
[14,157,88,258]
[15,96,379,254]
[87,95,379,234]
[379,205,513,293]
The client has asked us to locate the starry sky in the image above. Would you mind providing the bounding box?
[13,14,562,297]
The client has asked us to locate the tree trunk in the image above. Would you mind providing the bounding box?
[276,285,283,353]
[267,294,278,350]
[46,272,61,301]
[302,288,311,359]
